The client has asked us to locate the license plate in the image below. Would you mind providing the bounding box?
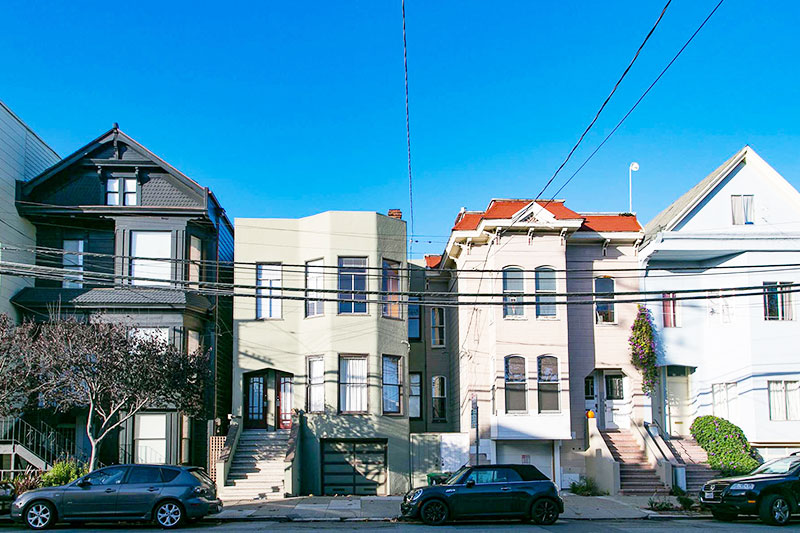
[704,491,714,500]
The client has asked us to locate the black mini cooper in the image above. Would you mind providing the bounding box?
[401,464,563,525]
[701,454,800,526]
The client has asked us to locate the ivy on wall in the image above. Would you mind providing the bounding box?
[629,305,658,396]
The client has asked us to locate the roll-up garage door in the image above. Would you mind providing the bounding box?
[321,440,387,496]
[496,440,554,481]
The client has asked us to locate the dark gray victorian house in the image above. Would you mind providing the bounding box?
[13,125,233,468]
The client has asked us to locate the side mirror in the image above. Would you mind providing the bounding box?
[465,479,475,488]
[77,479,90,488]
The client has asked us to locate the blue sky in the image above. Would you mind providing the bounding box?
[3,1,799,258]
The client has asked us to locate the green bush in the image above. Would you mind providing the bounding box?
[647,495,675,511]
[676,494,695,511]
[690,415,760,475]
[41,459,88,487]
[570,476,607,496]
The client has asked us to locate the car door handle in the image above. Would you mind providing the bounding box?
[500,487,511,491]
[105,488,116,493]
[147,487,159,492]
[445,489,455,493]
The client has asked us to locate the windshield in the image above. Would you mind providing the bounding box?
[444,466,470,486]
[751,457,800,475]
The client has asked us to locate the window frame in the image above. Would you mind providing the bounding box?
[337,257,368,315]
[768,380,800,421]
[381,355,402,415]
[307,355,325,413]
[431,375,447,422]
[764,282,794,321]
[535,267,557,319]
[256,263,282,319]
[305,259,324,318]
[584,376,595,400]
[188,235,202,288]
[502,267,525,318]
[105,177,139,206]
[504,355,527,414]
[537,355,560,413]
[731,194,754,225]
[408,297,421,340]
[63,239,85,289]
[129,230,172,287]
[338,355,368,414]
[712,382,737,419]
[662,292,680,327]
[605,374,624,401]
[431,307,446,347]
[594,277,616,324]
[409,372,422,420]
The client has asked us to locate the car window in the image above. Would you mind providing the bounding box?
[83,466,128,486]
[188,468,213,485]
[161,468,181,482]
[494,468,523,483]
[464,469,496,485]
[751,457,800,475]
[444,466,470,485]
[127,467,162,484]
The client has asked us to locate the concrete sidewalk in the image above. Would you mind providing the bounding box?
[211,493,698,522]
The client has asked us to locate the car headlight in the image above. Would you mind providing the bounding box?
[729,483,755,491]
[410,489,424,501]
[12,499,25,508]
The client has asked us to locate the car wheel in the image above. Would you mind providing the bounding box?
[419,499,448,525]
[24,501,55,530]
[531,498,559,525]
[760,494,791,526]
[711,510,737,522]
[154,500,185,529]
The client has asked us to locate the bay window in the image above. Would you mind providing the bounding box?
[339,356,368,413]
[63,239,84,288]
[382,259,402,319]
[338,257,367,314]
[382,355,402,414]
[130,231,171,286]
[256,263,282,319]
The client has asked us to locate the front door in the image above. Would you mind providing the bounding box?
[277,374,293,429]
[604,374,625,429]
[244,372,268,429]
[666,367,691,436]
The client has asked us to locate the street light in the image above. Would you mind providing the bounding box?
[629,162,639,214]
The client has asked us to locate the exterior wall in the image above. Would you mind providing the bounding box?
[233,212,410,495]
[0,101,58,319]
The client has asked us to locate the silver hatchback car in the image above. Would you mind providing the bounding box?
[11,464,222,530]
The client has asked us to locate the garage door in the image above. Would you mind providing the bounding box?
[321,440,387,496]
[496,440,554,481]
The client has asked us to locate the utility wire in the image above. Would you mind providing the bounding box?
[401,0,416,257]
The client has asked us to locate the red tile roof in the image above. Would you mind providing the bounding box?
[579,214,642,232]
[424,255,442,269]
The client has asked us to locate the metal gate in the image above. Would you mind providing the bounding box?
[321,439,387,496]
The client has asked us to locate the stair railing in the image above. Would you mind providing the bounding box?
[0,417,80,469]
[215,416,241,490]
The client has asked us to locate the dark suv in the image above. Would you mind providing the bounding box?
[701,454,800,526]
[401,464,563,525]
[11,464,222,530]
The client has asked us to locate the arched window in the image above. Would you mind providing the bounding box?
[595,277,615,324]
[432,376,447,422]
[502,267,524,317]
[537,355,559,412]
[505,355,527,413]
[535,267,556,318]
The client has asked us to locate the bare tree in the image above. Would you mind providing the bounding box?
[31,316,209,470]
[0,314,40,416]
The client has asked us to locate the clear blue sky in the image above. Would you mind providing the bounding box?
[3,1,799,258]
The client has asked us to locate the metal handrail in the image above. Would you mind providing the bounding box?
[0,417,80,468]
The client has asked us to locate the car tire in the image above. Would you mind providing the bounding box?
[760,494,792,526]
[711,510,737,522]
[419,499,449,525]
[154,500,185,529]
[24,501,56,530]
[530,498,559,525]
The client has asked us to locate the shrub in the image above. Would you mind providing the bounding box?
[647,495,675,511]
[570,476,607,496]
[676,494,695,511]
[13,468,41,495]
[690,415,760,475]
[41,459,88,487]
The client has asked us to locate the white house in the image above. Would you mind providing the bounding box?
[640,146,800,459]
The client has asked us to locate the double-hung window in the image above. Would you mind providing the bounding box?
[769,381,800,421]
[338,257,367,314]
[188,236,202,288]
[432,376,446,422]
[307,356,325,413]
[537,355,559,412]
[382,259,402,319]
[130,231,171,286]
[63,239,84,288]
[256,263,282,319]
[584,376,595,400]
[305,259,324,317]
[504,355,527,413]
[409,372,422,419]
[764,282,793,321]
[382,355,402,415]
[106,177,138,206]
[535,267,556,318]
[712,382,737,419]
[339,356,368,413]
[708,290,734,324]
[662,293,680,327]
[431,307,445,347]
[502,267,524,317]
[595,277,615,324]
[408,298,421,339]
[731,194,754,225]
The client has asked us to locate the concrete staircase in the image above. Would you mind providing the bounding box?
[218,429,290,501]
[667,436,721,494]
[601,429,670,495]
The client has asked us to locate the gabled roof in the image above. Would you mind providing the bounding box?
[643,146,748,243]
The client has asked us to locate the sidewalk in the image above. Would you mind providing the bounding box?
[211,493,701,522]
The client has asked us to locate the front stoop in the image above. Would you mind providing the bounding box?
[600,429,670,495]
[218,429,290,501]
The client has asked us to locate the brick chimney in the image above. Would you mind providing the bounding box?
[388,209,403,220]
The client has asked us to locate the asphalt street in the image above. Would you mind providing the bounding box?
[0,519,797,532]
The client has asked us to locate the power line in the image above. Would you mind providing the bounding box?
[401,0,416,256]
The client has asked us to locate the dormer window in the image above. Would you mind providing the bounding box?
[106,177,138,206]
[731,194,754,225]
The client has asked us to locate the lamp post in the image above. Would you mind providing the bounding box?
[629,162,639,213]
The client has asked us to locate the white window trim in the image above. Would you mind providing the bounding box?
[337,257,368,315]
[535,266,558,320]
[305,259,324,318]
[339,355,368,414]
[504,355,527,414]
[307,356,325,413]
[256,263,282,319]
[431,307,446,347]
[502,266,525,319]
[594,277,616,325]
[130,231,172,287]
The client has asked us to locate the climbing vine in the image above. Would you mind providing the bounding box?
[629,305,658,396]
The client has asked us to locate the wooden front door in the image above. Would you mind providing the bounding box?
[244,372,268,429]
[277,374,293,430]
